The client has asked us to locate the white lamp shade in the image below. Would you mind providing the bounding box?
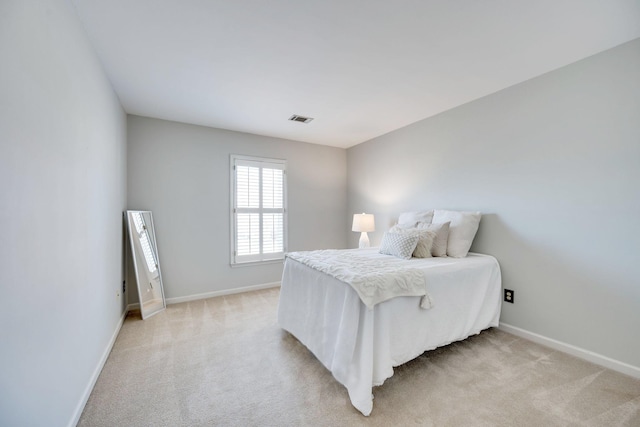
[352,213,375,232]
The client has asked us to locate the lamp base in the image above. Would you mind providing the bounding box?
[358,232,370,249]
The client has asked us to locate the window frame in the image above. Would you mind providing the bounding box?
[230,154,288,266]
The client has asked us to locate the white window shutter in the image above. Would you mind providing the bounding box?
[231,156,287,264]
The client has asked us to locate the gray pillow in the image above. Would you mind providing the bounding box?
[379,232,419,260]
[389,225,436,258]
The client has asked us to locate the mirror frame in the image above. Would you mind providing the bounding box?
[126,210,166,319]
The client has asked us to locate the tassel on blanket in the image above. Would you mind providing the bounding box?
[420,293,433,309]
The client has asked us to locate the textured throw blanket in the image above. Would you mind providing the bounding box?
[286,249,433,309]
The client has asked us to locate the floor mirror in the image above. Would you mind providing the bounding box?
[126,210,166,319]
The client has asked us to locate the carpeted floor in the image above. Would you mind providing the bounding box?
[79,287,640,426]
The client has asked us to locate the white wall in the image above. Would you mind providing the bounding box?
[0,1,127,426]
[347,39,640,369]
[127,115,347,302]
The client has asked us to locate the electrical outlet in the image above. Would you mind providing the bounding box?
[504,289,514,303]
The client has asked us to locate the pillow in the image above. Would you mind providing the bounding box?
[416,221,450,257]
[397,210,434,227]
[389,225,436,258]
[432,210,481,258]
[379,232,420,260]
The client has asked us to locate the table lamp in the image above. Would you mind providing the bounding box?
[352,213,375,249]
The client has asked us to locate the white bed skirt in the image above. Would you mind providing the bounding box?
[277,250,502,416]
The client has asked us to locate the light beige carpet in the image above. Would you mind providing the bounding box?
[79,288,640,426]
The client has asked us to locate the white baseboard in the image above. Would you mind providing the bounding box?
[68,309,127,427]
[499,323,640,379]
[166,281,281,304]
[126,281,281,311]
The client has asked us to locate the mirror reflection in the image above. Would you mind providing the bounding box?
[126,210,165,319]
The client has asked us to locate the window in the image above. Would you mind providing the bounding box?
[231,155,287,265]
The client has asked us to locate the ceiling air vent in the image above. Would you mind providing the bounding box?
[289,114,314,124]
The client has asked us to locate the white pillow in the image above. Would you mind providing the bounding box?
[389,225,436,258]
[397,210,434,227]
[379,232,420,260]
[432,210,481,258]
[416,221,450,257]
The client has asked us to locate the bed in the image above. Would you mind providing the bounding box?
[277,247,502,416]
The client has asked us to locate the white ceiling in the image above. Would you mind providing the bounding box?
[70,0,640,148]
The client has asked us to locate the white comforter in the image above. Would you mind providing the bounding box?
[277,248,502,416]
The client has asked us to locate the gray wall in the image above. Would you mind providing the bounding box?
[127,116,347,302]
[0,1,127,426]
[347,39,640,368]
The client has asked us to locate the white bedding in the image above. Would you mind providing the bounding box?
[285,249,432,309]
[277,248,502,416]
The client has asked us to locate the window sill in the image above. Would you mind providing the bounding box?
[230,259,284,268]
